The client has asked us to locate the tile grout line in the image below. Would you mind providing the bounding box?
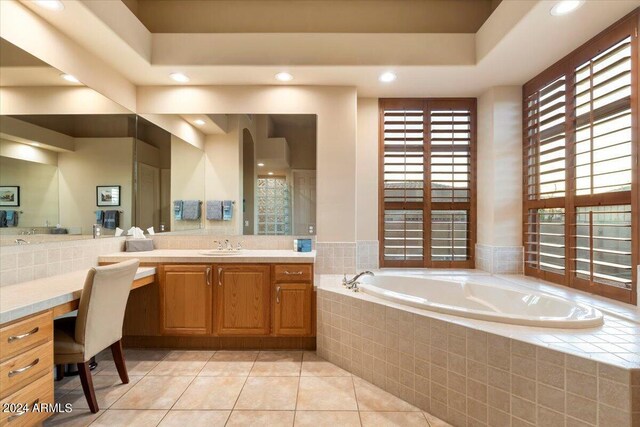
[225,351,258,426]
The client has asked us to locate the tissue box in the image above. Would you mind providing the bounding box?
[125,239,154,252]
[296,239,312,252]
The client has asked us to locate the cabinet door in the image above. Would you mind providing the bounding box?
[274,283,312,336]
[214,265,271,336]
[159,265,212,335]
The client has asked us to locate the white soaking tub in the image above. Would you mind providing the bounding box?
[357,275,604,328]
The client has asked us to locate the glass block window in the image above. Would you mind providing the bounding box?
[257,176,291,235]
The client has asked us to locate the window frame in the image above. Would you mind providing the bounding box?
[522,10,639,304]
[378,98,477,269]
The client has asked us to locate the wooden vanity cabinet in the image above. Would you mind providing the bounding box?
[159,265,213,335]
[273,264,314,337]
[214,264,271,336]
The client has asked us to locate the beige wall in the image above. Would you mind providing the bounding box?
[170,135,205,231]
[356,98,379,242]
[477,86,522,247]
[0,139,58,166]
[137,85,358,243]
[58,137,134,234]
[0,155,59,227]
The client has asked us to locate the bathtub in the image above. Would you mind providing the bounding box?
[357,275,604,328]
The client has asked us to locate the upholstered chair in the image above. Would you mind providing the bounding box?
[53,259,140,413]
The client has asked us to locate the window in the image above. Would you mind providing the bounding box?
[523,11,639,304]
[257,176,291,235]
[379,99,476,268]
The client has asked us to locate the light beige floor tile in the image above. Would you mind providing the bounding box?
[173,377,246,410]
[148,351,213,376]
[424,412,454,427]
[354,377,419,411]
[235,377,299,410]
[53,375,81,399]
[111,376,194,409]
[257,351,303,362]
[226,410,295,427]
[360,411,429,427]
[296,377,358,410]
[90,409,167,427]
[158,410,230,427]
[56,375,142,409]
[212,351,258,361]
[250,361,301,376]
[294,411,361,427]
[199,360,254,376]
[96,349,169,376]
[44,409,103,427]
[301,359,351,377]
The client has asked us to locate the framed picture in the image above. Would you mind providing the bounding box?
[96,185,121,207]
[0,186,20,207]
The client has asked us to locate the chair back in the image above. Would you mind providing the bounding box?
[75,259,140,360]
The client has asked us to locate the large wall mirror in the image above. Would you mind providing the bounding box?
[165,114,317,236]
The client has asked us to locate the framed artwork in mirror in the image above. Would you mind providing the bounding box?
[0,186,20,207]
[97,185,121,207]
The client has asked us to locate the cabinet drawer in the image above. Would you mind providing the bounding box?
[0,371,53,427]
[0,341,53,400]
[0,312,53,362]
[273,265,312,283]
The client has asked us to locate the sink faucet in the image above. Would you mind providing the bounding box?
[14,238,29,245]
[342,271,374,291]
[224,239,232,251]
[236,241,242,251]
[213,240,223,250]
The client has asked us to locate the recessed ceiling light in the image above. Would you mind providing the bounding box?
[34,0,64,11]
[550,0,584,16]
[379,72,397,83]
[257,162,265,167]
[61,73,79,83]
[193,119,205,126]
[170,73,190,83]
[268,171,274,175]
[275,72,293,82]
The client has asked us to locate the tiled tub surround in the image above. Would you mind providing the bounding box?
[0,237,125,287]
[475,244,524,275]
[357,240,379,271]
[316,273,640,427]
[315,242,357,274]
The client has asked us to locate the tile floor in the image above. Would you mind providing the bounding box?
[46,349,452,427]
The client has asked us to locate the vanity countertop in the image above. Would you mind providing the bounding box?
[0,267,156,325]
[98,249,316,264]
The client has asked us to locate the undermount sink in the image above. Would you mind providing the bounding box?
[199,250,245,256]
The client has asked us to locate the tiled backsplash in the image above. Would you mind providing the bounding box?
[315,242,357,274]
[150,234,315,250]
[476,244,524,274]
[317,288,639,427]
[0,237,125,287]
[357,240,379,271]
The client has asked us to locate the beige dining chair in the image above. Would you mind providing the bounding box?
[53,259,140,413]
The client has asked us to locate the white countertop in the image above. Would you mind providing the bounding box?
[98,249,316,264]
[0,267,156,325]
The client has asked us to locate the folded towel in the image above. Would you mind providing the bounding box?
[103,210,120,229]
[6,210,17,227]
[0,211,6,227]
[95,210,104,225]
[223,200,233,221]
[206,200,223,220]
[173,200,183,221]
[182,200,201,220]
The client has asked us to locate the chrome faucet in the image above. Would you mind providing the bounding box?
[213,240,223,250]
[342,271,374,291]
[14,238,29,245]
[224,239,232,251]
[236,241,242,251]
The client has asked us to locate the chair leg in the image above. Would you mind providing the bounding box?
[110,340,129,384]
[55,364,64,381]
[77,362,99,413]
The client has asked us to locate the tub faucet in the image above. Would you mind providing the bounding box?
[343,271,374,291]
[14,238,29,245]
